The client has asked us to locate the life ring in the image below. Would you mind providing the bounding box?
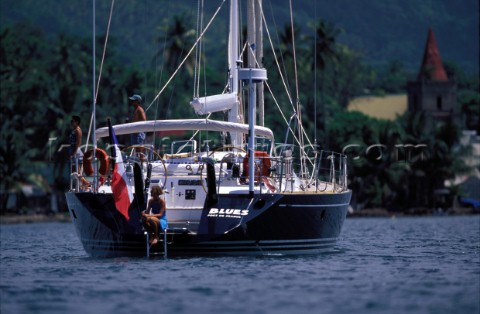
[83,148,110,177]
[242,151,271,180]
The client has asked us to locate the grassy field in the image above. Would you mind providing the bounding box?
[348,94,407,120]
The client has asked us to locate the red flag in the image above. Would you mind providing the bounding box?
[108,119,133,220]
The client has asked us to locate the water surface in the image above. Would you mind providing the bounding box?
[1,216,479,314]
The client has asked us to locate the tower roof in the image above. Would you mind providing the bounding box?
[417,28,448,81]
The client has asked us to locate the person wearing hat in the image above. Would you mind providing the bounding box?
[129,94,146,123]
[129,94,147,159]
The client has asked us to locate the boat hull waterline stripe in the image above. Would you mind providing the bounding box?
[80,238,339,256]
[279,203,350,208]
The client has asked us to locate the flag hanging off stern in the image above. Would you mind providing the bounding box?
[108,119,133,220]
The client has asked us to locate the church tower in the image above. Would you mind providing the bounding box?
[407,28,457,125]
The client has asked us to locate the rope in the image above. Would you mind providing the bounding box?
[84,0,115,153]
[260,6,294,111]
[288,0,308,179]
[95,0,115,103]
[193,0,204,98]
[246,28,314,168]
[150,2,170,150]
[260,2,314,169]
[289,0,300,108]
[260,6,309,143]
[146,0,226,113]
[257,3,313,173]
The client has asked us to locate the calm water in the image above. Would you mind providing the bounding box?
[1,216,479,314]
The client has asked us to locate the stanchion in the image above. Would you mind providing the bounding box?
[163,229,167,258]
[145,231,150,258]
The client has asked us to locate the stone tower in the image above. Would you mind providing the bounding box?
[407,28,457,125]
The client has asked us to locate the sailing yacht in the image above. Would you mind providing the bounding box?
[65,0,352,257]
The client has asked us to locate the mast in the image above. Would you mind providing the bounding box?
[227,0,243,147]
[92,0,98,191]
[247,0,265,119]
[240,0,267,196]
[229,0,239,95]
[255,0,264,127]
[247,0,256,70]
[247,0,257,196]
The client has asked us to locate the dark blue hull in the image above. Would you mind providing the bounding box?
[65,191,351,257]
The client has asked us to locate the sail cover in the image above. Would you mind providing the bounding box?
[190,93,237,115]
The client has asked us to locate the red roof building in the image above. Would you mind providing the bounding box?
[407,28,457,125]
[417,28,449,82]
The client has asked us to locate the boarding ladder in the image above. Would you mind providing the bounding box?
[145,229,168,258]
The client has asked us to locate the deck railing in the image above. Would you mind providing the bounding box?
[215,149,348,193]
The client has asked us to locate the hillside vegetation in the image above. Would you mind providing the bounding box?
[1,0,478,73]
[1,0,478,213]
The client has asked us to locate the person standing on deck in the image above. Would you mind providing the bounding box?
[69,115,89,187]
[129,94,146,159]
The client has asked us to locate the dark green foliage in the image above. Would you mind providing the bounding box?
[0,1,477,213]
[1,25,50,194]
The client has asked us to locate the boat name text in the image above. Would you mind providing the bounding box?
[208,208,249,218]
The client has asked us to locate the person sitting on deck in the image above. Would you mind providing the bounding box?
[142,186,168,245]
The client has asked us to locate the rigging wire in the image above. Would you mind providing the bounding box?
[84,0,115,153]
[288,0,308,180]
[154,0,171,116]
[289,0,300,109]
[313,0,317,146]
[201,4,208,150]
[261,6,294,110]
[91,0,96,154]
[151,0,170,150]
[146,0,226,113]
[244,20,314,168]
[259,2,315,168]
[311,0,318,184]
[266,0,293,108]
[94,0,115,103]
[193,0,204,98]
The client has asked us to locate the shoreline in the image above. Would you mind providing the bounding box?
[347,207,479,217]
[0,213,72,224]
[1,208,478,224]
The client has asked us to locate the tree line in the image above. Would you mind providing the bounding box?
[0,14,478,213]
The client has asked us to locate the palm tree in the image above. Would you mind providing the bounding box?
[268,22,303,102]
[398,111,466,209]
[155,13,196,75]
[307,20,340,142]
[152,13,197,120]
[309,20,340,71]
[0,25,51,211]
